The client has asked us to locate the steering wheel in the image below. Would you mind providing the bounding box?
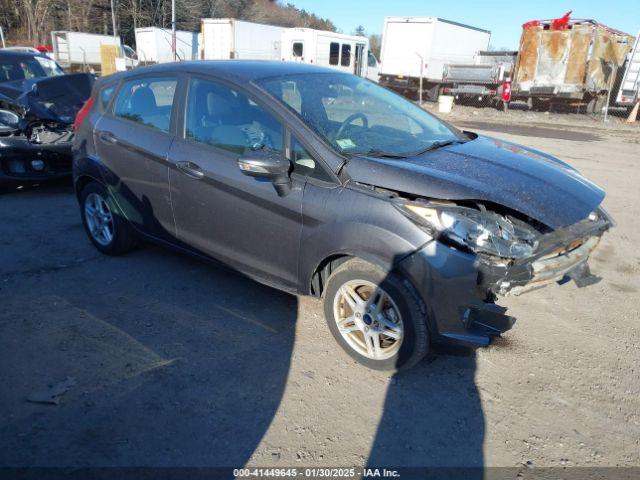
[334,113,369,140]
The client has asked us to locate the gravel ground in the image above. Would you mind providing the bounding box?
[428,102,640,136]
[0,107,638,472]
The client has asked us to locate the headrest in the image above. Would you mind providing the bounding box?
[130,86,157,113]
[206,91,233,117]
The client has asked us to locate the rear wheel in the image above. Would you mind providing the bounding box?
[531,97,550,112]
[586,94,606,114]
[80,181,137,255]
[323,259,429,371]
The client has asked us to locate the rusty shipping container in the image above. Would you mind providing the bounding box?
[513,18,634,112]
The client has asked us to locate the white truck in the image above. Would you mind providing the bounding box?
[51,31,138,72]
[200,18,284,60]
[135,27,199,64]
[379,16,491,100]
[280,28,379,81]
[615,30,640,111]
[442,50,517,104]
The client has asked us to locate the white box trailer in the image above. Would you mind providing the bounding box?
[379,16,490,100]
[135,27,198,64]
[616,30,640,108]
[281,28,379,81]
[51,31,138,72]
[200,18,284,60]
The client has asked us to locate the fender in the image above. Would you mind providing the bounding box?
[297,183,432,294]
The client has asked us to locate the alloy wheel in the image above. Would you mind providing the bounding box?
[84,192,114,246]
[333,279,403,360]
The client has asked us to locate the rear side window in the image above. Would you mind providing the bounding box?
[113,77,177,132]
[99,85,115,110]
[185,77,283,155]
[341,44,351,67]
[329,43,340,65]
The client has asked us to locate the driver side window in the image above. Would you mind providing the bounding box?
[185,77,283,155]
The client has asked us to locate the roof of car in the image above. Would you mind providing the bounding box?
[0,49,49,60]
[112,60,344,83]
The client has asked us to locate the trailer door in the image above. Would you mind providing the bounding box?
[354,43,366,76]
[202,20,232,59]
[381,18,433,78]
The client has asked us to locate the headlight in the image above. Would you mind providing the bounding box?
[0,109,20,133]
[396,202,539,259]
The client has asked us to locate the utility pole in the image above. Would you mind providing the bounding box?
[415,52,424,105]
[603,62,617,123]
[172,0,177,61]
[110,0,118,40]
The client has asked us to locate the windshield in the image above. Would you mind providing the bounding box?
[258,72,463,157]
[0,56,65,83]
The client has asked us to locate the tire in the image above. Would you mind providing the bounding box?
[531,98,549,112]
[80,181,137,255]
[323,258,429,371]
[586,94,606,115]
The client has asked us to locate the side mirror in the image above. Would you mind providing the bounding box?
[237,149,291,196]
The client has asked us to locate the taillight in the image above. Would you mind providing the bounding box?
[74,97,95,132]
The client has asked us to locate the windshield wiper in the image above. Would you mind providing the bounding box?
[345,149,408,159]
[345,140,463,160]
[405,139,463,157]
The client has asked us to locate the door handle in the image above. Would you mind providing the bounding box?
[98,131,117,145]
[176,161,205,179]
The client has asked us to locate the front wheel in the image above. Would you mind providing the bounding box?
[323,259,429,371]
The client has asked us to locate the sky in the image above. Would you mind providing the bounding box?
[287,0,640,50]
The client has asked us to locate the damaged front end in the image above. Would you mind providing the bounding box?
[0,73,93,184]
[394,196,613,347]
[478,209,612,297]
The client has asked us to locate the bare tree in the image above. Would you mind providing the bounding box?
[1,0,337,47]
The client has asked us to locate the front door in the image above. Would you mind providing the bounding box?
[167,76,304,288]
[94,75,179,240]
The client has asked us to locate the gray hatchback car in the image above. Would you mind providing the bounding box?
[73,61,612,371]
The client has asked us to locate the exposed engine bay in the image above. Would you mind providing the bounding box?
[0,73,93,183]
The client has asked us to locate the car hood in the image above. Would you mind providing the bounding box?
[0,73,94,124]
[344,135,605,229]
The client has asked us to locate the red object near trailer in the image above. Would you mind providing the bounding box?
[501,80,512,102]
[550,11,572,30]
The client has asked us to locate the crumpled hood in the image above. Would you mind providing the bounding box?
[0,73,94,124]
[344,135,605,229]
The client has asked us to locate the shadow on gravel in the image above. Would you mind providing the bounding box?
[362,258,485,475]
[368,347,484,475]
[0,181,298,467]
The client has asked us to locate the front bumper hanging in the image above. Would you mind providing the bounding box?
[398,211,612,347]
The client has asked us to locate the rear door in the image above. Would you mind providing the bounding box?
[167,75,305,288]
[94,74,180,241]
